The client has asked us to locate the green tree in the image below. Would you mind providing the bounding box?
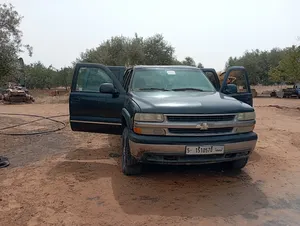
[182,57,196,66]
[197,62,204,68]
[172,58,183,65]
[24,62,74,89]
[127,33,145,66]
[143,34,175,65]
[55,67,73,89]
[77,33,176,66]
[269,45,300,83]
[225,48,289,85]
[78,35,130,66]
[0,3,32,84]
[25,62,57,89]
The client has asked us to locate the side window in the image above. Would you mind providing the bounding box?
[109,69,120,80]
[124,70,133,92]
[225,70,249,93]
[122,70,130,87]
[204,71,218,89]
[76,67,113,92]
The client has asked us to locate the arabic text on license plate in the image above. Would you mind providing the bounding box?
[185,145,224,155]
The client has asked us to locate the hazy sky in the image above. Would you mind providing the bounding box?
[3,0,299,71]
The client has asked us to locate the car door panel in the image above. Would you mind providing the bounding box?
[220,66,253,106]
[201,68,221,90]
[69,63,125,135]
[107,66,126,84]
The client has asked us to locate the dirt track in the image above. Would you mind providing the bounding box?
[1,98,300,225]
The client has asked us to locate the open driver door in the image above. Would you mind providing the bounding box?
[69,63,126,135]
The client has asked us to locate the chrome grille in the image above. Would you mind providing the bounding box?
[166,114,236,122]
[163,114,237,136]
[168,127,234,134]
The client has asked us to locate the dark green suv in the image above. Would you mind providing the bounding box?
[69,64,257,175]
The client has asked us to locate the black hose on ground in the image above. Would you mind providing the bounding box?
[0,156,9,168]
[0,113,69,136]
[0,113,68,168]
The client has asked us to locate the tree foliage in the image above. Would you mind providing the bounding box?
[21,33,202,90]
[23,36,300,89]
[182,57,196,66]
[77,33,177,66]
[1,3,299,89]
[269,45,300,83]
[24,62,73,89]
[225,47,299,85]
[0,3,32,84]
[77,33,204,69]
[197,62,204,68]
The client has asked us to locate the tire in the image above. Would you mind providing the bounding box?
[226,157,249,170]
[121,127,142,176]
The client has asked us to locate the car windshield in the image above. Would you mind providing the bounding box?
[131,67,216,92]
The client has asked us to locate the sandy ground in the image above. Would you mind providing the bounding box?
[1,98,300,226]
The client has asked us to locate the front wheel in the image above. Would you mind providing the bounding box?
[226,157,249,170]
[121,127,142,176]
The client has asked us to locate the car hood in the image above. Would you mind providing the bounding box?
[130,91,253,114]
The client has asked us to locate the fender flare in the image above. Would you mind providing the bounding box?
[121,108,133,129]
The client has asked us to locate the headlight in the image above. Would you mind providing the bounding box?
[237,112,256,121]
[134,113,164,122]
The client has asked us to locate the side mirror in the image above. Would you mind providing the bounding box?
[99,83,117,94]
[224,84,238,94]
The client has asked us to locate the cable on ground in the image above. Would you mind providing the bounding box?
[0,156,9,168]
[0,113,68,136]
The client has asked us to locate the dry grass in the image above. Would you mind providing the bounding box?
[29,89,70,104]
[34,96,69,104]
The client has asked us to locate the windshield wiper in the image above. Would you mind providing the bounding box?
[172,88,205,91]
[137,88,170,91]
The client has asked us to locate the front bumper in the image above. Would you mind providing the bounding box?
[128,132,257,165]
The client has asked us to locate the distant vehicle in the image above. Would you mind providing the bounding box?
[1,82,34,103]
[272,83,300,98]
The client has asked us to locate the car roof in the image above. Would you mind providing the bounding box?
[133,65,198,69]
[76,63,198,70]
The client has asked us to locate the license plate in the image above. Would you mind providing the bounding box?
[185,145,224,155]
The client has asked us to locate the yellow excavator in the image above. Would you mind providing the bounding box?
[217,70,236,84]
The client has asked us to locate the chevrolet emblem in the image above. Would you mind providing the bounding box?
[196,122,209,130]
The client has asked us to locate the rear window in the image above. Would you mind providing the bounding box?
[108,67,126,83]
